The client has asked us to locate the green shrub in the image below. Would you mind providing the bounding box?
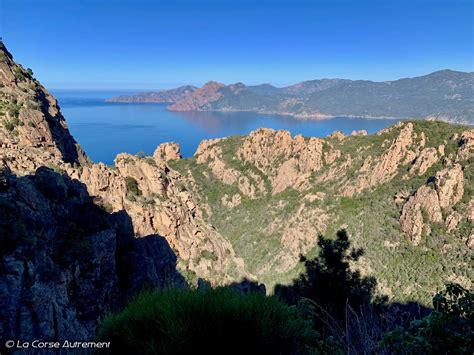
[145,157,157,167]
[381,283,473,354]
[14,67,25,80]
[3,121,14,132]
[125,176,141,196]
[200,249,218,261]
[135,151,146,158]
[97,288,320,354]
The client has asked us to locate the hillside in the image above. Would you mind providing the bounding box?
[169,121,473,302]
[110,70,474,124]
[0,41,472,343]
[0,42,245,341]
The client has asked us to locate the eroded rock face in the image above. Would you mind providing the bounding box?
[410,147,438,175]
[195,139,267,198]
[154,142,182,161]
[343,122,414,196]
[400,164,465,244]
[0,43,249,342]
[400,186,443,245]
[456,129,474,161]
[236,128,324,194]
[434,164,464,209]
[0,42,88,166]
[71,153,246,284]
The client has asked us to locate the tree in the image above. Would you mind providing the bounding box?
[276,230,377,316]
[382,283,473,354]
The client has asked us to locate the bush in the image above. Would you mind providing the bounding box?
[382,283,473,354]
[125,176,141,196]
[97,288,320,354]
[135,151,146,158]
[3,121,14,132]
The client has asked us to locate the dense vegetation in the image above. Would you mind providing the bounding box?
[98,230,473,354]
[169,120,472,304]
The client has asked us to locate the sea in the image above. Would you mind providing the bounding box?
[53,90,401,165]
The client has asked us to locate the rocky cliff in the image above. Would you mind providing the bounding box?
[0,42,88,167]
[0,43,246,343]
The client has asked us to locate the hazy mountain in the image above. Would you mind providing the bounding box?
[107,85,197,103]
[113,70,473,124]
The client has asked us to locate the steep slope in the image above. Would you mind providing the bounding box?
[107,85,197,103]
[0,42,88,167]
[170,120,473,303]
[0,42,246,286]
[0,42,248,341]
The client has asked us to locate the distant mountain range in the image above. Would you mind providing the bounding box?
[107,70,474,124]
[106,85,197,103]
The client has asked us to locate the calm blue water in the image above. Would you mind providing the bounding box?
[53,90,400,165]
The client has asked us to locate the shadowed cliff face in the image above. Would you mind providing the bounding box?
[0,167,185,341]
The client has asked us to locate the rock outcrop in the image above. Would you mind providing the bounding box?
[0,42,88,166]
[400,164,465,244]
[168,81,225,111]
[154,142,182,161]
[236,128,324,194]
[0,42,247,343]
[71,153,246,283]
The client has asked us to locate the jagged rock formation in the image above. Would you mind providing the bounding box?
[0,42,245,287]
[154,142,182,162]
[70,154,246,283]
[0,42,88,166]
[400,163,465,244]
[171,120,473,298]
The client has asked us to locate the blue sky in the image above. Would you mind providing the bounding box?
[1,0,472,89]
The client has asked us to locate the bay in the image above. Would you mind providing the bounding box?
[54,90,400,165]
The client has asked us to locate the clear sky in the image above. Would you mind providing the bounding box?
[1,0,472,89]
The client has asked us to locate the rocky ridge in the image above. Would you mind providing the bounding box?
[170,120,473,298]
